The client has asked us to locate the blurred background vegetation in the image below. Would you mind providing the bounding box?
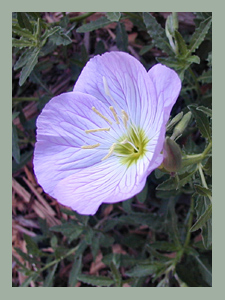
[12,12,212,287]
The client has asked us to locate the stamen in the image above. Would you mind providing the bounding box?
[81,143,100,149]
[101,143,116,161]
[120,138,139,152]
[122,110,129,129]
[85,128,110,134]
[109,106,120,124]
[92,107,112,125]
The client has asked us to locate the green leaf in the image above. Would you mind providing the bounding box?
[12,150,33,173]
[156,168,197,191]
[50,222,84,243]
[106,12,121,22]
[41,26,62,44]
[196,106,212,117]
[12,38,35,48]
[139,44,153,55]
[12,123,20,163]
[49,31,72,46]
[174,30,188,57]
[126,262,164,277]
[12,23,35,40]
[194,184,212,199]
[143,12,174,55]
[76,16,112,33]
[43,263,58,287]
[116,22,128,52]
[14,49,33,70]
[188,105,211,141]
[24,234,41,256]
[186,55,200,64]
[17,12,33,32]
[203,156,212,176]
[198,69,212,83]
[77,274,115,287]
[68,255,82,287]
[19,47,40,86]
[190,203,212,232]
[194,194,212,248]
[188,17,212,54]
[136,183,148,203]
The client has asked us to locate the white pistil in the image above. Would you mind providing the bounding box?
[121,138,139,152]
[92,107,112,125]
[101,143,117,161]
[81,143,100,149]
[109,106,120,124]
[85,128,110,134]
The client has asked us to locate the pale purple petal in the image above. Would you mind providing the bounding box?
[34,91,119,197]
[148,63,181,123]
[74,51,158,129]
[54,156,149,215]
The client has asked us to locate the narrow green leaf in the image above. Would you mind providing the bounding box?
[136,183,148,203]
[188,17,212,54]
[12,24,35,40]
[156,168,197,191]
[41,26,61,45]
[68,255,82,287]
[19,47,40,86]
[194,184,212,199]
[50,222,84,242]
[43,263,58,287]
[174,30,188,57]
[139,44,153,55]
[186,55,200,65]
[77,274,115,287]
[14,49,33,70]
[196,106,212,117]
[190,203,212,232]
[116,22,128,52]
[12,150,33,173]
[106,12,121,22]
[12,111,20,120]
[125,263,164,277]
[17,12,33,32]
[143,12,174,55]
[198,69,212,83]
[12,123,20,163]
[24,234,41,256]
[188,105,211,141]
[12,38,35,48]
[203,156,212,176]
[194,195,212,248]
[76,16,112,33]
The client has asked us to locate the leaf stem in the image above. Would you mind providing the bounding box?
[188,67,201,97]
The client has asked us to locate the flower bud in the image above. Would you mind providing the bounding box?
[171,111,192,140]
[162,137,182,173]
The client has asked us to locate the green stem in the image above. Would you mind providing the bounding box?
[37,244,79,274]
[198,163,208,189]
[181,141,212,168]
[188,67,201,97]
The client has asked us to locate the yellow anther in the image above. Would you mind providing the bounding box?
[85,128,110,134]
[81,143,100,149]
[92,107,112,125]
[122,110,129,120]
[109,106,120,124]
[101,143,117,161]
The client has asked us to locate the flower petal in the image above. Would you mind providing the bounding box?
[74,51,158,129]
[34,91,118,197]
[54,156,149,215]
[148,63,181,123]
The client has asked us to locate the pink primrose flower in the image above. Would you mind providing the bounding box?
[34,51,181,215]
